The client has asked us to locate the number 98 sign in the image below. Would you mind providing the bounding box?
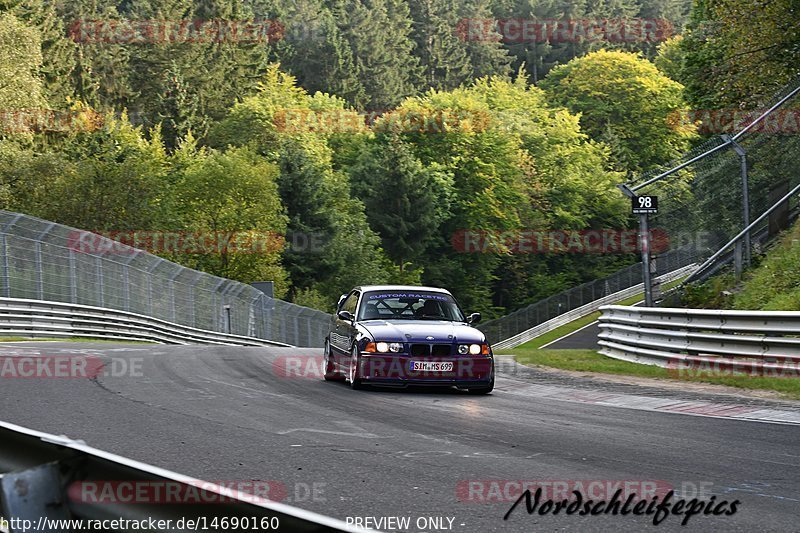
[632,195,658,214]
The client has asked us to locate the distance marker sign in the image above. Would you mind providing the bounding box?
[632,195,658,214]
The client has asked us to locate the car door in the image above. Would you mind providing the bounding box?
[332,290,359,364]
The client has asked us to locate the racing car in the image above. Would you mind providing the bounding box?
[323,285,494,393]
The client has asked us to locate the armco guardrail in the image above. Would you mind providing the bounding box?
[598,305,800,373]
[491,264,697,350]
[0,297,290,346]
[0,420,366,533]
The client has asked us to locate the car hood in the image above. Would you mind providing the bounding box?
[360,320,486,344]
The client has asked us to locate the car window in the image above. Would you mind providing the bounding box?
[342,291,359,314]
[358,291,465,321]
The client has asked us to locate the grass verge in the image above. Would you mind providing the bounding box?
[511,348,800,400]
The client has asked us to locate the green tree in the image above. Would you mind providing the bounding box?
[211,66,392,303]
[38,116,169,231]
[681,0,800,108]
[541,49,696,173]
[458,0,512,81]
[350,134,453,270]
[408,0,472,91]
[0,13,46,110]
[157,61,208,151]
[11,0,78,108]
[653,34,684,81]
[168,142,290,295]
[330,0,420,109]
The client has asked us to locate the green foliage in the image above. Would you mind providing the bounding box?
[682,272,735,309]
[0,13,46,110]
[166,143,290,296]
[653,35,684,81]
[541,50,697,173]
[376,76,629,314]
[331,0,420,110]
[681,0,800,108]
[1,0,738,321]
[408,0,472,91]
[37,116,169,231]
[10,0,77,108]
[211,66,392,303]
[349,134,452,269]
[733,222,800,311]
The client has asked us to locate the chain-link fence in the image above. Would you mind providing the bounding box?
[631,77,800,280]
[480,77,800,345]
[0,211,330,347]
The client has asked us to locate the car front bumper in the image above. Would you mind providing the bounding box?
[356,353,493,384]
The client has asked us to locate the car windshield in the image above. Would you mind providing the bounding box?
[358,291,466,322]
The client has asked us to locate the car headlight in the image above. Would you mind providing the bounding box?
[374,342,403,353]
[459,343,490,355]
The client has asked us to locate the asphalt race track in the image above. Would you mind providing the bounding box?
[1,342,799,532]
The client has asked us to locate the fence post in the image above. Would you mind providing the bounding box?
[69,249,77,303]
[35,242,44,300]
[0,234,9,298]
[168,268,180,323]
[123,263,130,311]
[639,213,654,306]
[95,255,104,307]
[726,135,751,266]
[734,241,744,281]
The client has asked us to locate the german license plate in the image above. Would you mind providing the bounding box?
[410,361,454,372]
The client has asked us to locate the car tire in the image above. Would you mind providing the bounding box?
[323,340,343,381]
[467,376,494,395]
[349,345,365,390]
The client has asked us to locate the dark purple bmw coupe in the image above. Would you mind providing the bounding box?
[323,285,494,393]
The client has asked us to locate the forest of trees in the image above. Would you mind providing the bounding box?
[0,0,796,316]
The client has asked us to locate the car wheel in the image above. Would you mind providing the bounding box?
[467,376,494,395]
[349,345,364,390]
[323,340,342,381]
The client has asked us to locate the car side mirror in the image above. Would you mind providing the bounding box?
[337,310,355,322]
[467,312,481,324]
